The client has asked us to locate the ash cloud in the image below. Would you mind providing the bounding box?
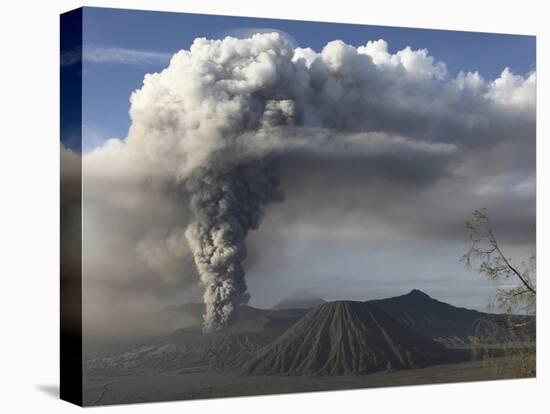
[185,163,283,331]
[82,33,535,332]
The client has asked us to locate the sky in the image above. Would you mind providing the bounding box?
[61,7,536,342]
[78,7,535,152]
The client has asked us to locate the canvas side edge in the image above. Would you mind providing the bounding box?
[60,7,83,407]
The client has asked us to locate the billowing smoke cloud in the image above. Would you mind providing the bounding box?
[91,32,535,332]
[185,163,283,331]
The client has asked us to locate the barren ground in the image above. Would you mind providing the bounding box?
[83,357,529,406]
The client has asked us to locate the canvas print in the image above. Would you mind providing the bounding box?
[60,7,536,406]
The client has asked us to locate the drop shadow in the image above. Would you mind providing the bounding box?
[36,384,59,399]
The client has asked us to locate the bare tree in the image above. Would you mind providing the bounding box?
[462,209,535,377]
[462,209,536,317]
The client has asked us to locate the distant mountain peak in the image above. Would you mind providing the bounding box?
[245,300,460,376]
[368,289,487,341]
[407,289,431,298]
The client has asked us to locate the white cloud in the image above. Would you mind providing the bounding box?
[292,47,318,67]
[488,68,536,109]
[358,39,447,79]
[61,45,172,66]
[85,46,172,65]
[118,33,534,182]
[473,173,536,199]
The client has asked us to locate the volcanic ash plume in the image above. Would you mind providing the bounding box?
[185,164,283,332]
[121,32,534,332]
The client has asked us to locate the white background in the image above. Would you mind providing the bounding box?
[0,0,547,412]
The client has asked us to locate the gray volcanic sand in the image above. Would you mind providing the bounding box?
[83,357,522,406]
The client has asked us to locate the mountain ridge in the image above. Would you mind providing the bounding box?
[244,300,464,376]
[367,289,488,341]
[87,289,526,378]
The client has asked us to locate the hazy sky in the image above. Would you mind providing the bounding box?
[67,7,536,340]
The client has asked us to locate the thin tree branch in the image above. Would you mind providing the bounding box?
[482,213,536,295]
